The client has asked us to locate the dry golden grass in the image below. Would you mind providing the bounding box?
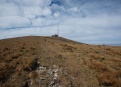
[0,36,121,87]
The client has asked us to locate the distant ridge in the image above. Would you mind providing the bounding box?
[108,44,121,46]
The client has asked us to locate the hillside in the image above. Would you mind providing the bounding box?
[0,36,121,87]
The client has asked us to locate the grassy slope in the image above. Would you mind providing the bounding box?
[0,36,121,87]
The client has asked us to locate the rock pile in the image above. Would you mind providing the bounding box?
[27,61,62,87]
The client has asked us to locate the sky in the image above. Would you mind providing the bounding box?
[0,0,121,44]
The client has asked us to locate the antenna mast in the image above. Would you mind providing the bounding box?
[57,23,59,36]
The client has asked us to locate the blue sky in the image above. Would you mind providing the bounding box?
[0,0,121,44]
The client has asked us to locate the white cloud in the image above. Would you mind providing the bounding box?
[32,17,58,27]
[0,2,20,16]
[58,15,121,44]
[67,7,79,13]
[53,12,60,17]
[23,7,42,17]
[0,0,52,29]
[14,0,51,7]
[61,15,121,28]
[42,7,52,16]
[0,16,30,29]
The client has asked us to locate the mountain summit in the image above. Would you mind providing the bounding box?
[0,36,121,87]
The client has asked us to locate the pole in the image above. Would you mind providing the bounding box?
[57,24,59,36]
